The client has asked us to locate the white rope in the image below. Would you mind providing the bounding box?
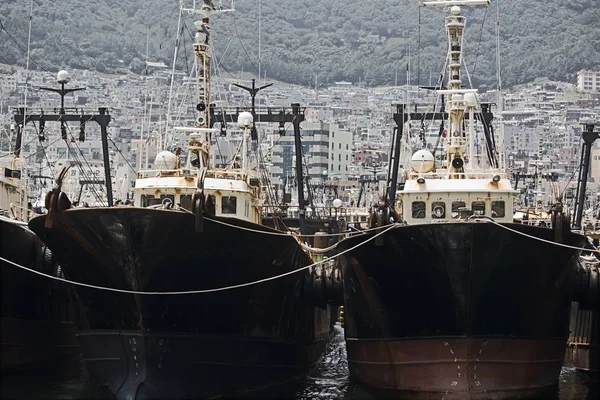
[205,216,385,238]
[0,223,400,295]
[481,219,597,254]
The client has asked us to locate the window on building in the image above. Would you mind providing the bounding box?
[472,201,486,215]
[412,201,426,219]
[339,154,341,161]
[338,165,340,171]
[491,201,505,218]
[346,144,349,150]
[432,202,446,219]
[339,143,341,149]
[222,196,237,214]
[331,143,334,150]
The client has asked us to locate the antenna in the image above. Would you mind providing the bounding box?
[182,0,234,170]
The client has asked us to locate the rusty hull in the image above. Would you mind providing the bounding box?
[347,337,563,400]
[337,222,585,399]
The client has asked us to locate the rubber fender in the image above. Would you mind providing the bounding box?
[572,260,590,304]
[192,191,204,232]
[313,266,327,309]
[573,260,600,310]
[303,268,315,299]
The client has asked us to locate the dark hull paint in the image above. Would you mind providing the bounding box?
[567,260,599,374]
[0,218,78,373]
[337,222,585,399]
[29,208,332,400]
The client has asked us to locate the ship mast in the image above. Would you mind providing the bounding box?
[422,1,490,177]
[180,1,234,170]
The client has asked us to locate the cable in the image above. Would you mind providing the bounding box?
[471,7,488,81]
[0,223,399,295]
[232,13,260,75]
[107,136,136,174]
[0,21,43,69]
[480,218,596,253]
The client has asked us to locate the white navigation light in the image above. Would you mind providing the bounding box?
[155,151,178,170]
[57,70,70,84]
[332,199,342,209]
[411,150,435,173]
[237,112,254,128]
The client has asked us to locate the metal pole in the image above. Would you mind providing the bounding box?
[98,107,113,207]
[573,123,599,229]
[292,103,306,234]
[388,104,405,206]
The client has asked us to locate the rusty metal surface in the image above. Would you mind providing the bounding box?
[337,222,585,399]
[346,337,565,400]
[566,303,599,373]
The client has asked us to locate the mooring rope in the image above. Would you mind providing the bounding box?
[478,218,599,254]
[204,216,385,238]
[0,224,399,295]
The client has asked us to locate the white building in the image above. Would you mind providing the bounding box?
[577,70,600,92]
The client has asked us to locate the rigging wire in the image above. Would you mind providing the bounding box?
[165,7,184,141]
[63,124,108,205]
[0,20,43,70]
[106,136,137,174]
[471,7,488,81]
[232,13,260,75]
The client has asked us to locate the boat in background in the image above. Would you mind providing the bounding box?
[28,2,336,399]
[336,1,586,399]
[1,150,77,373]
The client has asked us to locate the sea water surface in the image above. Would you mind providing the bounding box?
[1,325,598,400]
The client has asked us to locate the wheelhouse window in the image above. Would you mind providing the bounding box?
[180,195,193,211]
[141,194,174,208]
[472,201,486,216]
[432,202,446,219]
[491,201,505,218]
[451,201,466,219]
[221,196,237,214]
[412,201,426,219]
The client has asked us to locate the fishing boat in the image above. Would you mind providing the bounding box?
[336,1,587,398]
[28,1,334,399]
[1,150,77,373]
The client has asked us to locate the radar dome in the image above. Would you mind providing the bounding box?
[332,198,342,208]
[57,70,70,84]
[155,151,178,170]
[411,150,435,173]
[237,112,254,128]
[464,92,478,107]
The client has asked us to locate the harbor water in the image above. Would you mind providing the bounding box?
[1,324,597,400]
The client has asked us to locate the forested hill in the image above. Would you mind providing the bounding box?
[1,0,599,89]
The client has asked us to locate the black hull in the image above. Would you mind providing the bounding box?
[29,208,333,399]
[337,222,585,399]
[0,218,78,373]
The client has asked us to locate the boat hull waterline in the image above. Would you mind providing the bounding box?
[29,207,333,400]
[338,221,585,400]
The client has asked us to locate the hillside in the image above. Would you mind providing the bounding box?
[1,0,599,89]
